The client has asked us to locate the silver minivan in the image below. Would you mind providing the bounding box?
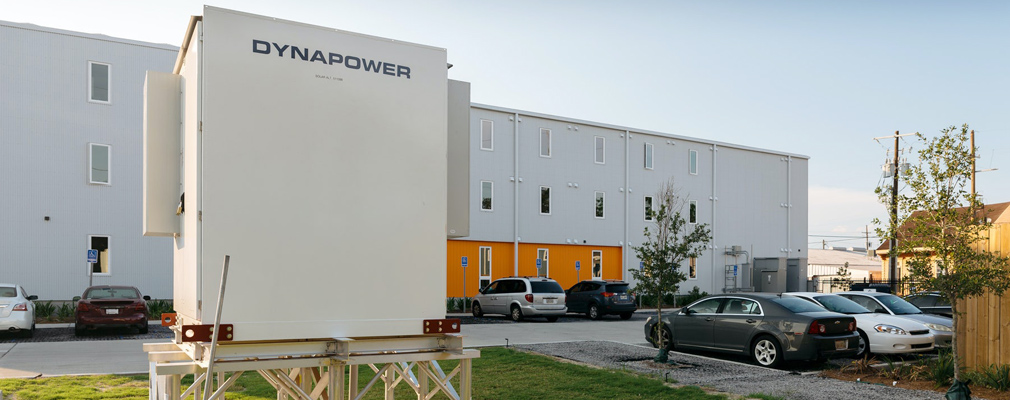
[471,277,566,322]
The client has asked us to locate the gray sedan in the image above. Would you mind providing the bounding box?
[645,293,859,368]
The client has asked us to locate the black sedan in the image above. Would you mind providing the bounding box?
[644,293,859,368]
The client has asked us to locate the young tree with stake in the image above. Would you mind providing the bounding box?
[875,124,1010,391]
[629,179,711,363]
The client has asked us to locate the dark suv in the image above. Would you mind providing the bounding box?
[565,280,636,320]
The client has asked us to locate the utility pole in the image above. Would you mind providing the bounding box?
[971,129,976,198]
[865,225,870,254]
[873,131,916,293]
[890,131,899,293]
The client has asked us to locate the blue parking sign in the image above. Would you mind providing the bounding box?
[461,256,468,268]
[575,261,581,271]
[87,249,98,263]
[536,259,542,268]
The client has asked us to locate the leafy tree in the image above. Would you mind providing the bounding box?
[830,262,853,291]
[629,179,712,362]
[875,124,1010,384]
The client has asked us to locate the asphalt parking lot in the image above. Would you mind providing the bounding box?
[0,325,172,344]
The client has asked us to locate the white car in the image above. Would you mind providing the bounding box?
[785,292,934,357]
[0,283,38,338]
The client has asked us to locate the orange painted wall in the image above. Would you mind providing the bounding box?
[446,240,623,297]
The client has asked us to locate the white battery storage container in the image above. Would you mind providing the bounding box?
[144,7,450,342]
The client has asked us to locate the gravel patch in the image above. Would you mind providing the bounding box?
[0,325,173,343]
[516,341,948,400]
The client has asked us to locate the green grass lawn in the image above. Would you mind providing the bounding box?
[0,347,729,399]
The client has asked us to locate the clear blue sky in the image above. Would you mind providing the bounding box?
[7,1,1008,249]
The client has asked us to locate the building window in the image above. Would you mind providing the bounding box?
[595,191,605,219]
[89,143,111,185]
[88,235,110,275]
[479,246,492,289]
[644,143,654,170]
[480,181,493,211]
[644,196,654,221]
[540,186,551,215]
[89,61,111,103]
[540,128,551,157]
[595,136,605,164]
[480,120,493,151]
[592,250,603,279]
[689,200,697,224]
[689,149,698,175]
[688,257,697,279]
[537,248,549,277]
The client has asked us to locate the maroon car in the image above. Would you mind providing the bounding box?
[74,285,150,336]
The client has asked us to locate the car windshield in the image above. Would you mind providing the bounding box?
[0,287,16,297]
[813,295,871,314]
[85,287,140,299]
[530,281,564,294]
[772,297,826,313]
[606,284,630,293]
[877,294,923,315]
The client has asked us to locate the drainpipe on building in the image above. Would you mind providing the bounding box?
[624,130,630,283]
[513,113,520,277]
[711,144,718,293]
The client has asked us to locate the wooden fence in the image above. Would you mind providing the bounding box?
[958,223,1010,369]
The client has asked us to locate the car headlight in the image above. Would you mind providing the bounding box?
[925,323,953,332]
[874,324,908,335]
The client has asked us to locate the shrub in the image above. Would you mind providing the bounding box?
[636,286,708,308]
[970,363,1010,391]
[923,349,957,388]
[842,356,877,374]
[55,302,75,319]
[444,297,471,313]
[34,300,56,320]
[146,299,175,319]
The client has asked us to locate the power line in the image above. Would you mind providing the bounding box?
[808,234,880,237]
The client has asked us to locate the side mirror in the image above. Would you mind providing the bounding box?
[680,308,690,315]
[27,295,38,301]
[143,295,151,301]
[73,296,81,302]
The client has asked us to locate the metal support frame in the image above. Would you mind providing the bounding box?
[146,335,479,400]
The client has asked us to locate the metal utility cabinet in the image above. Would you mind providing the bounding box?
[143,7,476,399]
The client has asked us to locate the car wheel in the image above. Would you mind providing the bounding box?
[588,304,601,320]
[510,305,524,322]
[546,316,559,322]
[650,324,673,350]
[619,312,633,320]
[139,325,149,335]
[855,330,869,359]
[752,335,782,368]
[74,324,85,337]
[22,324,34,339]
[471,302,484,318]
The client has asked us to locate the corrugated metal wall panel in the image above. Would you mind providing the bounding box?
[1,22,177,300]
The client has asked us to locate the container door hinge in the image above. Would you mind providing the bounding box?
[198,211,202,221]
[198,121,202,133]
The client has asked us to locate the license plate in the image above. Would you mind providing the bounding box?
[545,299,556,304]
[618,294,628,301]
[106,308,119,315]
[835,339,847,350]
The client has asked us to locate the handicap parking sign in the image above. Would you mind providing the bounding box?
[87,249,98,263]
[461,256,468,268]
[575,261,580,271]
